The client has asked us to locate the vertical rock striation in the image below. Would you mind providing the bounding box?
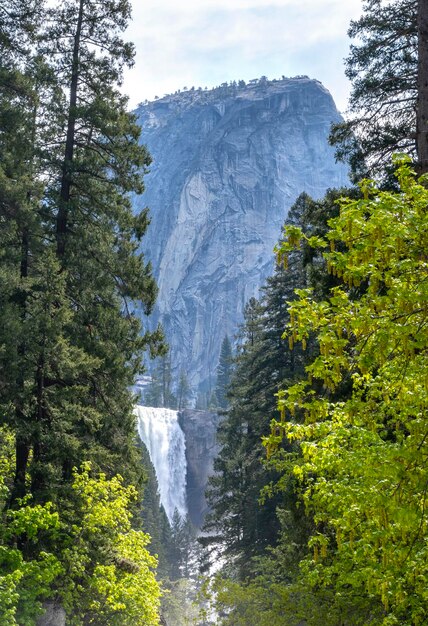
[133,77,349,391]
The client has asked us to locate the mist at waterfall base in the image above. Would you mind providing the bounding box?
[135,405,188,524]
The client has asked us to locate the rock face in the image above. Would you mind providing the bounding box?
[36,603,66,626]
[134,77,349,392]
[179,409,220,528]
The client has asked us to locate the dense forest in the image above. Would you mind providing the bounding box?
[0,0,427,625]
[201,1,428,625]
[0,0,164,623]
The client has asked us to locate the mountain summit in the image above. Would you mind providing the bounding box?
[133,77,349,394]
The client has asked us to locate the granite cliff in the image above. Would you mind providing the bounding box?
[133,77,349,393]
[178,409,220,528]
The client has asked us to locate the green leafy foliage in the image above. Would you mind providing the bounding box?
[266,156,428,625]
[0,459,161,625]
[62,464,161,626]
[0,433,63,625]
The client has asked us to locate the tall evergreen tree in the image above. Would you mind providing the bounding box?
[203,298,266,575]
[330,0,418,179]
[204,198,309,577]
[177,370,191,410]
[417,0,428,171]
[1,0,164,506]
[214,335,233,410]
[0,0,56,503]
[145,355,176,408]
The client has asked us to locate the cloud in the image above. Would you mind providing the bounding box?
[122,0,362,110]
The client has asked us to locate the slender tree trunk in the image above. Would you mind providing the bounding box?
[417,0,428,172]
[30,353,46,498]
[10,227,31,506]
[56,0,84,258]
[10,100,37,506]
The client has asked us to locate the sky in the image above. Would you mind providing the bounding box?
[123,0,363,114]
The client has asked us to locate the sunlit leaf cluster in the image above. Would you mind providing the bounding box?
[0,458,161,625]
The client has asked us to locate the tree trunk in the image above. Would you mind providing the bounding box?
[10,227,30,506]
[417,0,428,172]
[30,353,47,498]
[56,0,84,258]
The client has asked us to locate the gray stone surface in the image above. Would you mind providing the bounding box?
[133,77,349,391]
[36,603,66,626]
[179,409,220,528]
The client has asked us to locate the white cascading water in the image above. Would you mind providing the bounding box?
[135,405,187,524]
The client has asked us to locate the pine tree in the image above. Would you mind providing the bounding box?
[0,0,56,503]
[145,355,176,408]
[1,0,164,506]
[203,198,309,577]
[214,335,233,410]
[177,370,191,410]
[144,368,164,407]
[167,512,198,580]
[0,2,165,621]
[330,0,418,179]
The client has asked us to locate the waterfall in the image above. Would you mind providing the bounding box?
[135,405,187,524]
